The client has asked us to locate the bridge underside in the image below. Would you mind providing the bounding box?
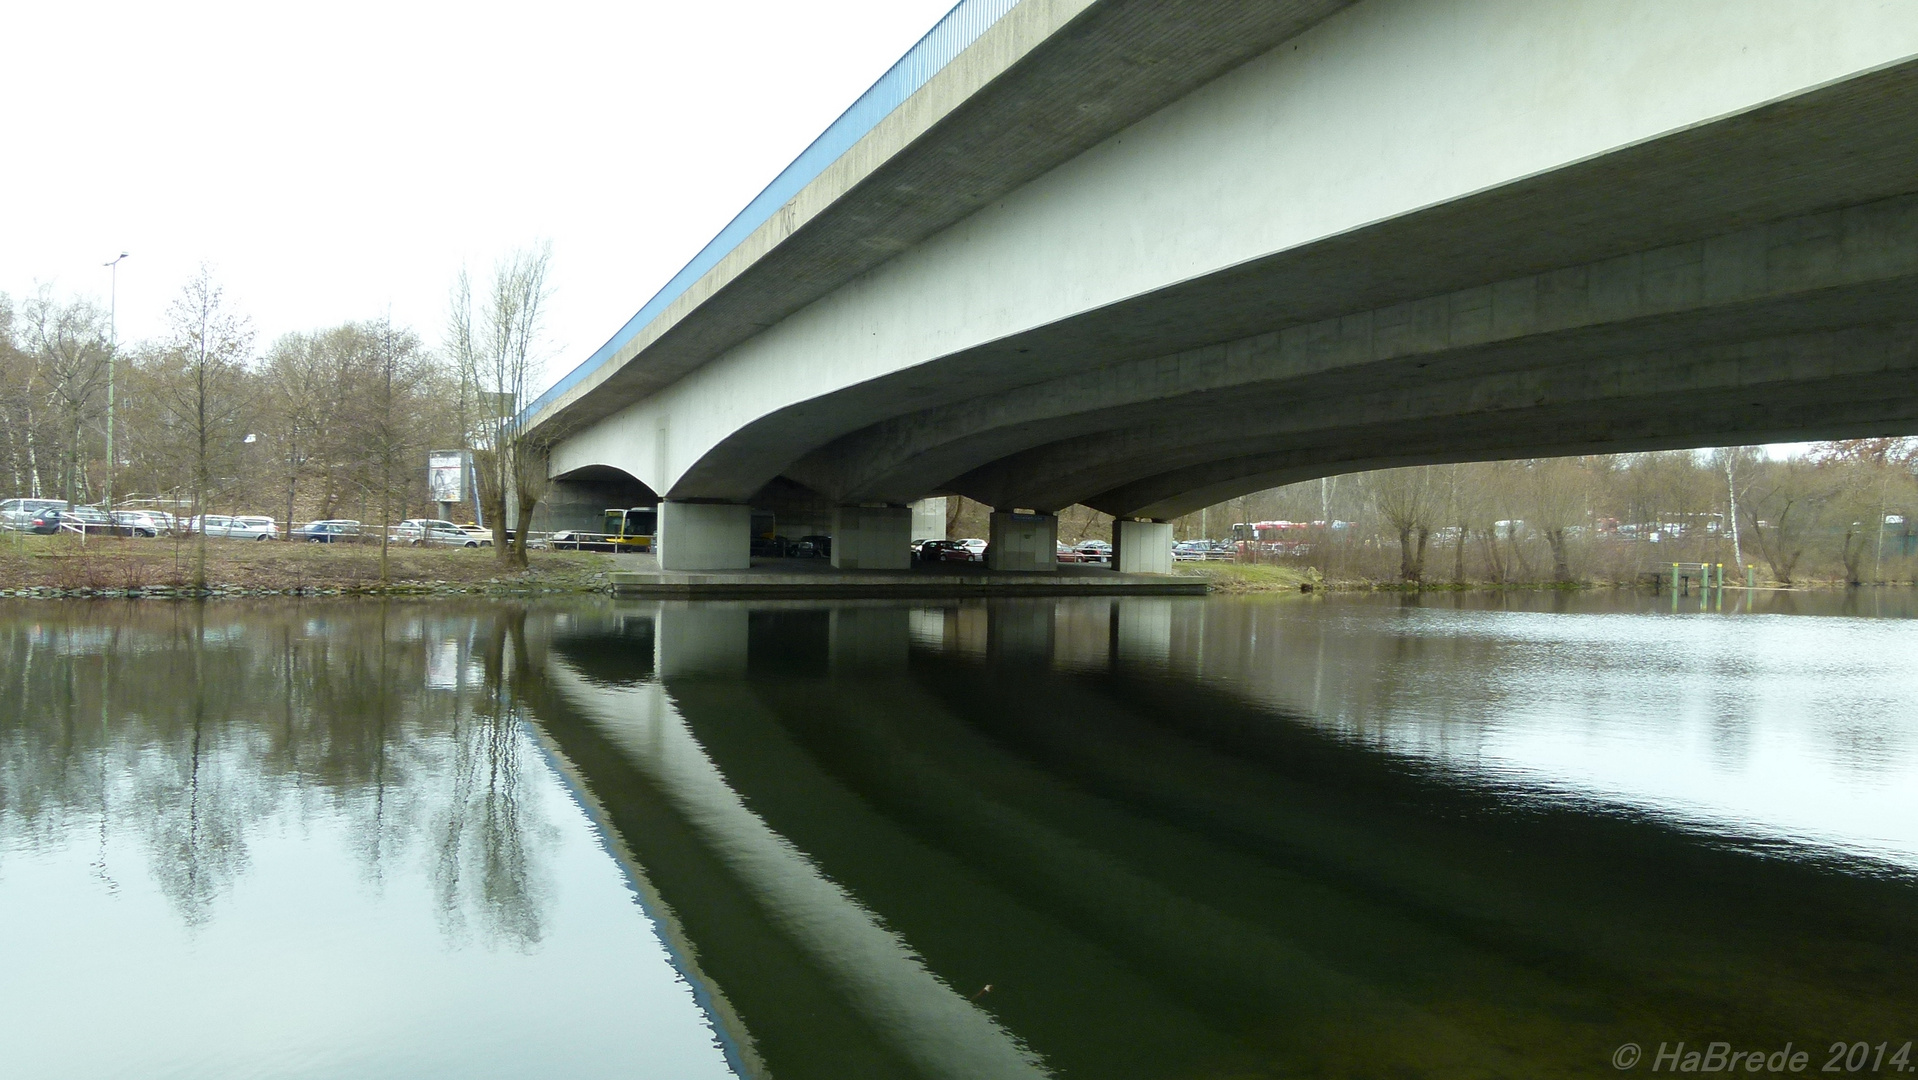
[756,61,1918,521]
[540,5,1918,570]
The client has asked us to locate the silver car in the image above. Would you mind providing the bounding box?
[112,510,170,537]
[187,514,280,541]
[392,519,484,547]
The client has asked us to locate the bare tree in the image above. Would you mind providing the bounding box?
[1523,457,1590,583]
[160,266,254,587]
[1366,466,1437,583]
[20,289,112,504]
[357,317,429,583]
[261,332,334,536]
[1740,458,1828,585]
[448,245,552,568]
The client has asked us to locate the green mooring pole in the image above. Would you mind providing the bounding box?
[1671,563,1679,595]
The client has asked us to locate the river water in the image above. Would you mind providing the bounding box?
[2,590,1914,1079]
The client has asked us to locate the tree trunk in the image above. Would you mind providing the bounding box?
[1546,528,1572,583]
[1398,526,1428,584]
[509,485,536,568]
[378,479,391,585]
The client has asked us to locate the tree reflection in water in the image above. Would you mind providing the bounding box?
[0,599,553,944]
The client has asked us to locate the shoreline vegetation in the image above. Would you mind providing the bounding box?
[0,535,616,598]
[1175,561,1913,593]
[0,535,1902,600]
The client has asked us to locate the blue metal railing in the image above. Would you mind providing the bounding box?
[523,0,1022,425]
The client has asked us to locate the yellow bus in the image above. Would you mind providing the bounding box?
[602,507,658,551]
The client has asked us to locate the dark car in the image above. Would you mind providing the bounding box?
[751,534,790,558]
[1074,540,1113,564]
[788,534,833,559]
[66,506,114,533]
[291,520,362,543]
[937,538,988,563]
[915,539,961,563]
[27,506,63,534]
[1,498,69,531]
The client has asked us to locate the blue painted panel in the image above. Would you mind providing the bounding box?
[525,0,1022,422]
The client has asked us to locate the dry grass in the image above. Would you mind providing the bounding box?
[0,533,615,594]
[1174,561,1321,592]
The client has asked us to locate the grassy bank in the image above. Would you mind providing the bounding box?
[1174,562,1323,592]
[1175,558,1912,593]
[0,534,617,597]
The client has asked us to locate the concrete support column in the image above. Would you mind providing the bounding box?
[986,510,1057,572]
[657,501,751,571]
[909,498,948,541]
[831,505,911,570]
[1112,519,1174,574]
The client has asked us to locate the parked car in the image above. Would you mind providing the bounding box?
[1074,540,1113,563]
[937,538,988,564]
[25,505,110,534]
[787,534,833,559]
[392,519,483,547]
[112,510,169,537]
[1,498,69,531]
[913,539,958,563]
[751,534,791,558]
[1173,540,1234,562]
[188,514,279,540]
[291,519,362,543]
[1055,543,1086,563]
[456,524,494,546]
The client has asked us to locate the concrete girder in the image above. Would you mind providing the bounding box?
[786,193,1918,505]
[528,0,1356,443]
[949,323,1918,515]
[547,6,1918,508]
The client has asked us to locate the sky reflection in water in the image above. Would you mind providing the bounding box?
[0,590,1914,1079]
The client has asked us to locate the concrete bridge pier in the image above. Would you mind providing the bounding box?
[986,511,1057,572]
[831,505,912,570]
[657,501,752,571]
[1112,520,1174,575]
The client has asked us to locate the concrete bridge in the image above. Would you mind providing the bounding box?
[525,0,1918,572]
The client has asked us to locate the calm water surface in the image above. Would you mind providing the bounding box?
[2,590,1914,1078]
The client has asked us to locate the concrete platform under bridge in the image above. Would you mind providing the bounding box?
[607,553,1203,598]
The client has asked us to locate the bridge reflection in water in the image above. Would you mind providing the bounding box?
[526,597,1918,1080]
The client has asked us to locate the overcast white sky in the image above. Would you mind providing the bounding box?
[2,0,957,395]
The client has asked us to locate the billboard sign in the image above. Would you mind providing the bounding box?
[428,451,469,504]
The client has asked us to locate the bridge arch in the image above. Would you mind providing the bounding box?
[537,464,660,535]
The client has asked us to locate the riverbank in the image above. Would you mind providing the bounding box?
[1174,563,1323,592]
[0,535,617,597]
[1172,561,1911,592]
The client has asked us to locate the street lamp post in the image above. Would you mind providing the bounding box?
[104,252,129,517]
